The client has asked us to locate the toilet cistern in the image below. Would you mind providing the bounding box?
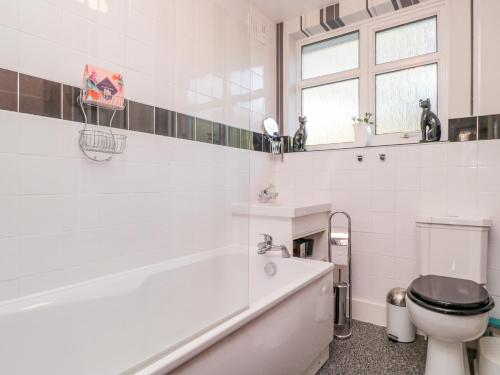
[406,216,494,375]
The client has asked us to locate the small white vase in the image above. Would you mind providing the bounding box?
[352,123,374,147]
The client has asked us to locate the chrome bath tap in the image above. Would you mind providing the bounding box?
[257,234,290,258]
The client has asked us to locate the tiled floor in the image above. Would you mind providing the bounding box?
[317,320,427,375]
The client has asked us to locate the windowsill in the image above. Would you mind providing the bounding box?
[300,138,449,153]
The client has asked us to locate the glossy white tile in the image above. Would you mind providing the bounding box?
[0,25,19,71]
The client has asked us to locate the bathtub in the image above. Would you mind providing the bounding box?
[0,248,333,375]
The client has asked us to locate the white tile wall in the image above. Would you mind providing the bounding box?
[0,0,277,301]
[0,0,276,129]
[11,0,500,320]
[276,140,500,315]
[0,110,277,302]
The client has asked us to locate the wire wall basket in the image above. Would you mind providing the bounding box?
[77,89,127,162]
[79,129,126,154]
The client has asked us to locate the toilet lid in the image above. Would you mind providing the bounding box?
[408,275,491,310]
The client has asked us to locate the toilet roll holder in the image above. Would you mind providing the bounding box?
[328,211,352,339]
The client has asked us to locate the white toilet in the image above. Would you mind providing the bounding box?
[406,216,495,375]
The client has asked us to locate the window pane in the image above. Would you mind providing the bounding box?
[376,17,437,65]
[302,79,359,145]
[302,32,359,80]
[376,64,437,135]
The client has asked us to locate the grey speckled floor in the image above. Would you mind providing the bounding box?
[317,320,427,375]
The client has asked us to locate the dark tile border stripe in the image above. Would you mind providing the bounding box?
[478,114,500,140]
[448,116,477,142]
[240,129,251,150]
[62,85,97,125]
[155,107,176,137]
[252,132,263,152]
[0,68,266,152]
[101,104,127,129]
[177,113,195,141]
[213,123,227,146]
[228,126,241,148]
[276,22,284,135]
[8,69,500,152]
[129,101,154,134]
[19,73,61,119]
[195,118,213,144]
[405,115,500,143]
[0,68,18,112]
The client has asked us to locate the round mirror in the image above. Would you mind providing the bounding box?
[262,117,280,138]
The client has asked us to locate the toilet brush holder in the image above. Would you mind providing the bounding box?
[329,211,353,340]
[334,281,351,338]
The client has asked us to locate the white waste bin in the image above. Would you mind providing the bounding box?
[479,336,500,375]
[386,287,416,343]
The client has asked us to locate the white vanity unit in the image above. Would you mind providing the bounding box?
[232,202,331,260]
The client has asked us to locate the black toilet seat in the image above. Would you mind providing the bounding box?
[407,275,495,316]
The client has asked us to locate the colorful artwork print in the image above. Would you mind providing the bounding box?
[83,65,124,109]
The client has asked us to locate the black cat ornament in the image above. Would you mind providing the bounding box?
[419,98,441,142]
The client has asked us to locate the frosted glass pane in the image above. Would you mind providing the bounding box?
[302,79,359,145]
[302,32,359,80]
[376,64,437,134]
[376,17,437,64]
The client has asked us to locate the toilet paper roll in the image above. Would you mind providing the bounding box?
[331,245,348,266]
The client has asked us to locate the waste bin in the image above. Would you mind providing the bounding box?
[386,287,415,343]
[479,336,500,375]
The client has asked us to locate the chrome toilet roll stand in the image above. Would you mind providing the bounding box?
[328,211,352,339]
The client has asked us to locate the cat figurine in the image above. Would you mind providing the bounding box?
[419,98,441,142]
[293,116,308,152]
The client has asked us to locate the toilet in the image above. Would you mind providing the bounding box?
[406,216,495,375]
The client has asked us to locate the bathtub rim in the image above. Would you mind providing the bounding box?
[0,247,246,313]
[132,257,333,375]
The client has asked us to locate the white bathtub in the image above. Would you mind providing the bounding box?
[167,254,334,375]
[0,248,333,375]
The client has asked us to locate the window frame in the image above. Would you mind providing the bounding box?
[296,3,447,150]
[298,25,362,148]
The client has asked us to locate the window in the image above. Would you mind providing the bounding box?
[298,12,440,148]
[302,31,359,80]
[300,31,360,145]
[374,16,438,135]
[302,79,359,144]
[376,64,437,134]
[376,17,437,65]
